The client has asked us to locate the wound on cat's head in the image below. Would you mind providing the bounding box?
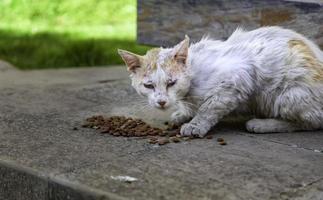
[118,35,191,110]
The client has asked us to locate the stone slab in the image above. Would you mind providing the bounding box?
[138,0,323,48]
[0,66,323,199]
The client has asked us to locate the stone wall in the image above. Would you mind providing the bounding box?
[137,0,323,48]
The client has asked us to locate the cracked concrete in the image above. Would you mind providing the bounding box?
[0,66,323,200]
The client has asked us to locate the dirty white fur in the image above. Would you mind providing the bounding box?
[124,26,323,137]
[181,26,323,136]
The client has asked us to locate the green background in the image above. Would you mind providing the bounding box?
[0,0,150,69]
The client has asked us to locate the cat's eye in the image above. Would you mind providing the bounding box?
[167,80,177,88]
[143,83,154,89]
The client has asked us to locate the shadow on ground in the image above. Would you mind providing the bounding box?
[0,29,151,70]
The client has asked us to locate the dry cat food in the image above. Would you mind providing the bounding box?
[206,135,213,139]
[157,138,170,145]
[219,141,227,145]
[82,115,164,137]
[216,137,227,145]
[170,136,181,143]
[82,115,227,145]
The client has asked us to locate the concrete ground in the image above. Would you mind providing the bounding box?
[0,66,323,200]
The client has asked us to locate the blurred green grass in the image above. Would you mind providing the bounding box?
[0,0,150,69]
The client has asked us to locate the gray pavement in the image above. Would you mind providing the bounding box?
[0,66,322,200]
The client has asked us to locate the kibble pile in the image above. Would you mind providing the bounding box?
[82,115,166,136]
[82,115,227,145]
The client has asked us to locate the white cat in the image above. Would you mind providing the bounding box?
[118,26,323,137]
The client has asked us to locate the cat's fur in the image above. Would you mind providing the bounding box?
[118,26,323,137]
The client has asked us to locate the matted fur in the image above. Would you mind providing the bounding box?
[119,26,323,137]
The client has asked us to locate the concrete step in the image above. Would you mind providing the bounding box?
[0,67,323,200]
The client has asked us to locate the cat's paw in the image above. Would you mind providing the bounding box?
[246,119,267,133]
[180,122,208,138]
[171,112,190,126]
[246,118,296,133]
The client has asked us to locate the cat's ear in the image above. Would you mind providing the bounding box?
[118,49,142,73]
[173,35,190,65]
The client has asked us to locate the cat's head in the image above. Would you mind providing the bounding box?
[118,36,191,110]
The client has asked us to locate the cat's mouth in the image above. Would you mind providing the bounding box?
[155,105,170,110]
[156,106,167,110]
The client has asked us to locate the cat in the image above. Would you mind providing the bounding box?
[118,26,323,137]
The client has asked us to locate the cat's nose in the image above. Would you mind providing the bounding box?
[158,101,166,107]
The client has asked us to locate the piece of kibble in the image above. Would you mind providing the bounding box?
[166,123,178,131]
[141,131,149,136]
[134,132,141,137]
[164,121,169,125]
[165,130,178,137]
[81,123,91,128]
[121,132,128,136]
[148,139,158,144]
[206,135,213,139]
[170,137,181,143]
[147,136,158,141]
[217,138,224,142]
[113,132,120,136]
[219,141,227,145]
[159,131,168,136]
[100,128,110,133]
[146,131,155,136]
[158,138,170,145]
[72,127,78,131]
[171,124,179,129]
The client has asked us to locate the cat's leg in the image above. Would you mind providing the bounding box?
[180,66,254,137]
[180,92,243,137]
[246,118,301,133]
[295,109,323,131]
[171,101,194,125]
[171,111,192,125]
[273,86,323,131]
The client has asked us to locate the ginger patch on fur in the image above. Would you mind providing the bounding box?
[142,48,161,70]
[288,39,323,81]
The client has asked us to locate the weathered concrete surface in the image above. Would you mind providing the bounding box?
[138,0,323,48]
[0,66,323,200]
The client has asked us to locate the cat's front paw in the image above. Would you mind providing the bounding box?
[171,112,191,126]
[180,122,209,138]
